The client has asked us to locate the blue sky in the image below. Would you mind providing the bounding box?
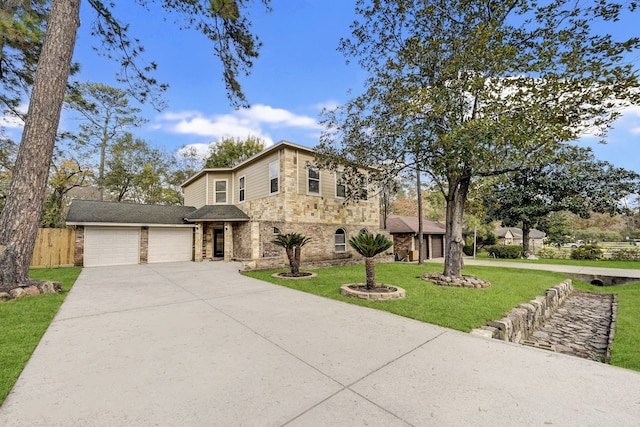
[3,0,639,173]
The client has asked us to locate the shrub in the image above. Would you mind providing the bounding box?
[536,247,558,259]
[610,247,640,261]
[570,244,603,260]
[488,245,523,259]
[463,244,475,256]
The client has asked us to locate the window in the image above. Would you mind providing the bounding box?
[238,176,245,202]
[335,228,346,253]
[273,227,281,235]
[358,176,368,200]
[269,161,279,194]
[359,228,368,235]
[335,171,345,198]
[308,166,320,194]
[214,180,227,204]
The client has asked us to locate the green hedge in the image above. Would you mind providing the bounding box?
[610,247,640,261]
[488,245,523,259]
[570,244,603,260]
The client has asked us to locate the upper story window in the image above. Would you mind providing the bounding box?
[238,176,245,202]
[358,176,368,200]
[308,166,320,194]
[335,171,346,198]
[269,161,279,194]
[214,179,227,204]
[335,228,347,253]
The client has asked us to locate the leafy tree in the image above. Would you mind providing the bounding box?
[0,1,48,121]
[204,136,266,168]
[0,136,17,214]
[317,0,640,277]
[486,149,640,253]
[65,82,146,200]
[41,158,92,228]
[0,0,271,291]
[348,232,393,290]
[537,212,574,247]
[103,133,174,204]
[272,233,311,275]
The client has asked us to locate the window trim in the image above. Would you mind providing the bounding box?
[269,161,279,195]
[238,175,246,203]
[214,179,228,205]
[335,228,347,253]
[307,165,320,195]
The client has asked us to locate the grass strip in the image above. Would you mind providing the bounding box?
[0,268,82,405]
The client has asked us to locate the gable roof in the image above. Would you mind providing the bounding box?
[184,205,250,222]
[181,140,310,188]
[384,215,446,235]
[66,200,196,226]
[495,227,546,239]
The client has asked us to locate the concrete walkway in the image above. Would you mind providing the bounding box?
[1,261,639,426]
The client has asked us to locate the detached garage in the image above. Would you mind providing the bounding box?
[66,200,197,267]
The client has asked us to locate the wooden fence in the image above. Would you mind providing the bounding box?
[30,228,76,268]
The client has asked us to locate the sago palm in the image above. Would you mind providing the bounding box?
[348,232,393,289]
[272,232,312,274]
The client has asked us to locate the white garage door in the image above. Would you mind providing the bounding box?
[148,228,193,263]
[84,227,140,267]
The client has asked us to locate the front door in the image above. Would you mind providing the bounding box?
[213,229,224,258]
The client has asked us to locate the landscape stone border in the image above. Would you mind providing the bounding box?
[271,272,318,280]
[0,281,62,302]
[340,284,406,301]
[421,272,491,289]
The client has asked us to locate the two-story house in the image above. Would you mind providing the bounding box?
[66,141,385,269]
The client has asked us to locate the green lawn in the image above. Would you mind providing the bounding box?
[474,251,640,269]
[246,262,640,372]
[0,268,81,405]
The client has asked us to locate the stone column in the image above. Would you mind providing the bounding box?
[427,235,433,260]
[251,221,260,260]
[224,222,233,262]
[140,227,148,264]
[194,223,203,262]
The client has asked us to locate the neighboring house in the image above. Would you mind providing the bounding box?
[383,215,446,260]
[66,141,384,269]
[495,227,546,249]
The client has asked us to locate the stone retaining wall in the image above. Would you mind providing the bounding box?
[471,280,574,343]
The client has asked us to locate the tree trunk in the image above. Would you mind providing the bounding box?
[0,0,81,292]
[443,175,471,277]
[293,246,301,274]
[417,166,424,264]
[522,221,531,255]
[285,247,296,274]
[365,256,376,289]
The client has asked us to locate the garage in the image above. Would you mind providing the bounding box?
[148,227,193,263]
[84,227,140,267]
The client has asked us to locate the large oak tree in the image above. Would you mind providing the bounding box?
[0,0,270,291]
[317,0,640,277]
[486,147,640,253]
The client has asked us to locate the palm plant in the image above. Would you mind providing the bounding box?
[349,232,393,289]
[272,232,312,275]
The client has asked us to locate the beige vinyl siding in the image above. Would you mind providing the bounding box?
[297,152,315,195]
[183,175,207,208]
[239,151,279,201]
[206,172,232,204]
[297,151,337,198]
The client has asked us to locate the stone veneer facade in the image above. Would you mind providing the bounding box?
[187,144,388,269]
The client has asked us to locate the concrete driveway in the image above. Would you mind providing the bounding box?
[1,261,639,426]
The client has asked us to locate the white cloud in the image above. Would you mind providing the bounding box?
[0,104,27,129]
[154,104,321,144]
